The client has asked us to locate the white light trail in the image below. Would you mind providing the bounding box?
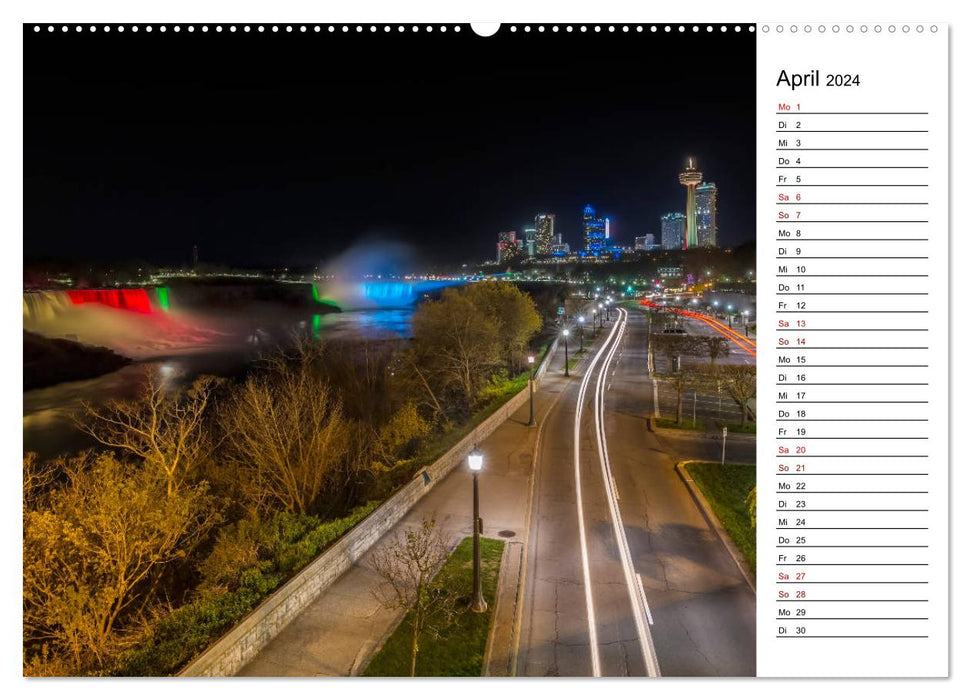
[573,313,624,677]
[593,308,662,677]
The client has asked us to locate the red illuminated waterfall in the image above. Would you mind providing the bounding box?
[66,288,153,314]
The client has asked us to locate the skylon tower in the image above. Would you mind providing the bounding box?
[678,158,703,249]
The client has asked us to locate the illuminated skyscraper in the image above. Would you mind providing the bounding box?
[523,224,537,258]
[497,231,520,264]
[696,182,718,248]
[582,205,606,255]
[679,158,703,249]
[534,213,555,257]
[661,212,686,250]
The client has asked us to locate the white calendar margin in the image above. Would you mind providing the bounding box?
[756,24,949,678]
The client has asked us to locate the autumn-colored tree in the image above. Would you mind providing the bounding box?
[218,344,351,515]
[23,452,220,674]
[370,518,458,677]
[79,368,217,497]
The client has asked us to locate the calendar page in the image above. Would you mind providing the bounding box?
[13,4,955,691]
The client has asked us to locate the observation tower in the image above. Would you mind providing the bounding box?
[678,158,703,249]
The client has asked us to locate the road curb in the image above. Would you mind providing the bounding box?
[650,417,756,442]
[674,460,756,594]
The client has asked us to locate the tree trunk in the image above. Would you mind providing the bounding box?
[410,617,419,677]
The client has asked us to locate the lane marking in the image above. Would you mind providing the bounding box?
[572,315,623,677]
[592,308,661,676]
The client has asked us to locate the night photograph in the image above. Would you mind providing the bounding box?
[22,22,758,678]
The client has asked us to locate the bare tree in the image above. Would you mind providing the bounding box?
[79,368,216,497]
[370,518,458,676]
[23,452,61,509]
[718,364,757,425]
[701,336,732,365]
[219,344,350,515]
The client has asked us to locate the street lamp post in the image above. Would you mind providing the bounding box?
[577,316,585,352]
[562,329,570,376]
[598,304,604,328]
[742,310,750,337]
[468,450,487,613]
[527,355,536,426]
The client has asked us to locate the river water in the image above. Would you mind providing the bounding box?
[23,307,413,459]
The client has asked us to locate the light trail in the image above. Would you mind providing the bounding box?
[639,299,757,357]
[572,313,624,677]
[592,308,662,677]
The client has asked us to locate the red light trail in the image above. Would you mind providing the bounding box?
[639,299,756,357]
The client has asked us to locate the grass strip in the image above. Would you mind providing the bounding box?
[655,418,704,431]
[362,537,504,677]
[684,462,756,573]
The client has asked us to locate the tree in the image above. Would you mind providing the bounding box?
[23,452,219,674]
[463,282,543,373]
[410,283,542,416]
[410,288,503,414]
[718,364,757,425]
[23,451,60,510]
[370,518,458,677]
[79,369,217,497]
[218,344,351,515]
[701,336,732,365]
[650,332,704,375]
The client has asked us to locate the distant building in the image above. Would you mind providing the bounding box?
[551,232,570,256]
[634,234,656,251]
[497,231,520,264]
[658,265,684,280]
[660,212,686,250]
[582,205,606,255]
[696,182,718,248]
[534,214,555,257]
[523,225,537,258]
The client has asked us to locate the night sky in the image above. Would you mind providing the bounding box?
[24,24,755,268]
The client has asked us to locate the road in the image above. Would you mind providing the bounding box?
[516,307,756,677]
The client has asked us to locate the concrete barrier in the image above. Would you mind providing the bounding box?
[180,338,560,677]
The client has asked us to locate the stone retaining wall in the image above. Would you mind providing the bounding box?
[180,338,559,677]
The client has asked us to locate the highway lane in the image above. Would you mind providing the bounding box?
[516,307,756,677]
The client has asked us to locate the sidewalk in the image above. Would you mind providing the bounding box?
[238,368,574,677]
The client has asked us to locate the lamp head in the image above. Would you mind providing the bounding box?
[563,329,570,337]
[527,355,535,365]
[468,451,483,472]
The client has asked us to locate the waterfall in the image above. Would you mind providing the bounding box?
[23,290,74,324]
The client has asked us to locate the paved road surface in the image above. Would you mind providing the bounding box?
[516,308,756,677]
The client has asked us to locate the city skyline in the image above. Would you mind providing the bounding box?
[488,159,722,263]
[25,26,755,268]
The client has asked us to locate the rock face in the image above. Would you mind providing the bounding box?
[23,331,131,391]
